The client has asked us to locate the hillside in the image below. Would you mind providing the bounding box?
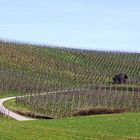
[1,40,140,118]
[1,40,140,94]
[1,41,140,140]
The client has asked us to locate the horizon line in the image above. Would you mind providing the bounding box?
[0,38,140,54]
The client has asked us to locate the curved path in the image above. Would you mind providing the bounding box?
[0,89,84,121]
[0,96,36,121]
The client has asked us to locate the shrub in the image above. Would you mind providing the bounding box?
[73,107,127,116]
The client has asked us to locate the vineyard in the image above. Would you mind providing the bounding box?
[1,40,140,118]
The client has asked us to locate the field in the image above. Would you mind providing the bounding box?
[1,40,140,139]
[0,113,140,140]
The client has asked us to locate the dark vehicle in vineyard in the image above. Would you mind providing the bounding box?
[113,74,128,84]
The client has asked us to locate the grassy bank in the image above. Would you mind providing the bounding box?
[0,113,140,140]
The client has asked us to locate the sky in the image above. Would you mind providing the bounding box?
[0,0,140,52]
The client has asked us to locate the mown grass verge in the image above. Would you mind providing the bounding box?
[0,113,140,140]
[0,91,22,99]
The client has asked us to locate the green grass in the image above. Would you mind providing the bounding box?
[0,91,22,98]
[0,113,140,140]
[3,99,140,139]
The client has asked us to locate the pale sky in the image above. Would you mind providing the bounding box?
[0,0,140,52]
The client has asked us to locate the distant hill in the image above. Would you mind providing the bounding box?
[0,40,140,93]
